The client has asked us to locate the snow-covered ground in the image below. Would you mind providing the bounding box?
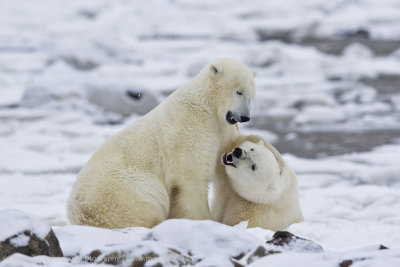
[1,0,400,266]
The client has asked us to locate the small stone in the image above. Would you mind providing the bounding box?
[266,231,323,252]
[246,246,280,265]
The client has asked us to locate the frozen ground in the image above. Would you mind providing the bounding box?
[0,0,400,266]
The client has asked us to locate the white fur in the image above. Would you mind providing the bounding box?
[67,58,256,229]
[212,136,304,231]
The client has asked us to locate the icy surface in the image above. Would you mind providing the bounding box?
[1,0,400,266]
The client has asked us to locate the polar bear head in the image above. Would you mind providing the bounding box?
[221,140,285,204]
[204,58,257,125]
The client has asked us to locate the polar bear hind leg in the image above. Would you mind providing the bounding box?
[68,172,169,229]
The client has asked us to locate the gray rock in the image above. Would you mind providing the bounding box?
[0,209,63,261]
[266,231,323,252]
[85,247,197,266]
[87,83,161,116]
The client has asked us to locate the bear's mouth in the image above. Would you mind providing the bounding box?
[226,111,238,125]
[222,152,237,167]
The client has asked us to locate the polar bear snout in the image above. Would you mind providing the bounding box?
[233,147,242,158]
[226,111,238,124]
[222,152,237,168]
[240,116,250,122]
[226,111,251,124]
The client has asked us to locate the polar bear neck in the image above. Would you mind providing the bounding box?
[167,74,219,116]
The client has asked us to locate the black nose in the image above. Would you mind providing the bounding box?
[233,148,242,158]
[240,116,250,122]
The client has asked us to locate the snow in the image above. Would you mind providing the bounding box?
[9,234,30,247]
[248,247,400,267]
[0,86,25,108]
[1,0,400,266]
[0,209,50,242]
[151,219,262,259]
[52,219,266,266]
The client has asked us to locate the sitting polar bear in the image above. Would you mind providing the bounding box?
[212,136,304,231]
[67,58,257,228]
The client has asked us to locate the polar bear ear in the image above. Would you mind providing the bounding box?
[252,70,258,78]
[258,140,264,146]
[209,64,223,78]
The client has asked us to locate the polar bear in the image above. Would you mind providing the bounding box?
[211,136,304,231]
[67,58,257,228]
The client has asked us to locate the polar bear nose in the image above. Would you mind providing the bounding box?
[240,116,250,122]
[233,148,242,158]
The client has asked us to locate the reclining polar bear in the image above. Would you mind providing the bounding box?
[212,136,304,231]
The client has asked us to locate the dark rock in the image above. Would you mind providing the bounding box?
[379,245,389,250]
[0,229,63,261]
[266,231,323,252]
[87,84,160,116]
[101,251,127,265]
[85,247,197,266]
[62,56,99,71]
[339,257,368,267]
[131,252,159,267]
[339,259,354,267]
[230,258,245,267]
[340,28,370,39]
[88,249,102,262]
[246,246,280,265]
[256,28,295,43]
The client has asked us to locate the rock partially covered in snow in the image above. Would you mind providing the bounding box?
[266,231,324,252]
[87,82,160,116]
[55,219,267,266]
[0,209,63,261]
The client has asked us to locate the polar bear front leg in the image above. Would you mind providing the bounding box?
[168,178,211,220]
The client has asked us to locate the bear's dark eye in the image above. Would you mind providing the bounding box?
[250,148,254,151]
[236,90,243,96]
[251,164,256,171]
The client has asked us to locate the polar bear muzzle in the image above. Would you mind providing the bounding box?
[222,152,237,168]
[226,111,250,124]
[226,111,238,124]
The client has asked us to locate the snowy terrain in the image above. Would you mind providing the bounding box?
[1,0,400,266]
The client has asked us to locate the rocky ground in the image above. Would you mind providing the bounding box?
[0,0,400,266]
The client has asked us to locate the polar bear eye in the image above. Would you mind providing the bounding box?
[250,148,254,151]
[236,90,243,96]
[251,164,256,171]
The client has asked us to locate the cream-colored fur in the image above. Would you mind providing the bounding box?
[212,135,304,231]
[67,58,256,228]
